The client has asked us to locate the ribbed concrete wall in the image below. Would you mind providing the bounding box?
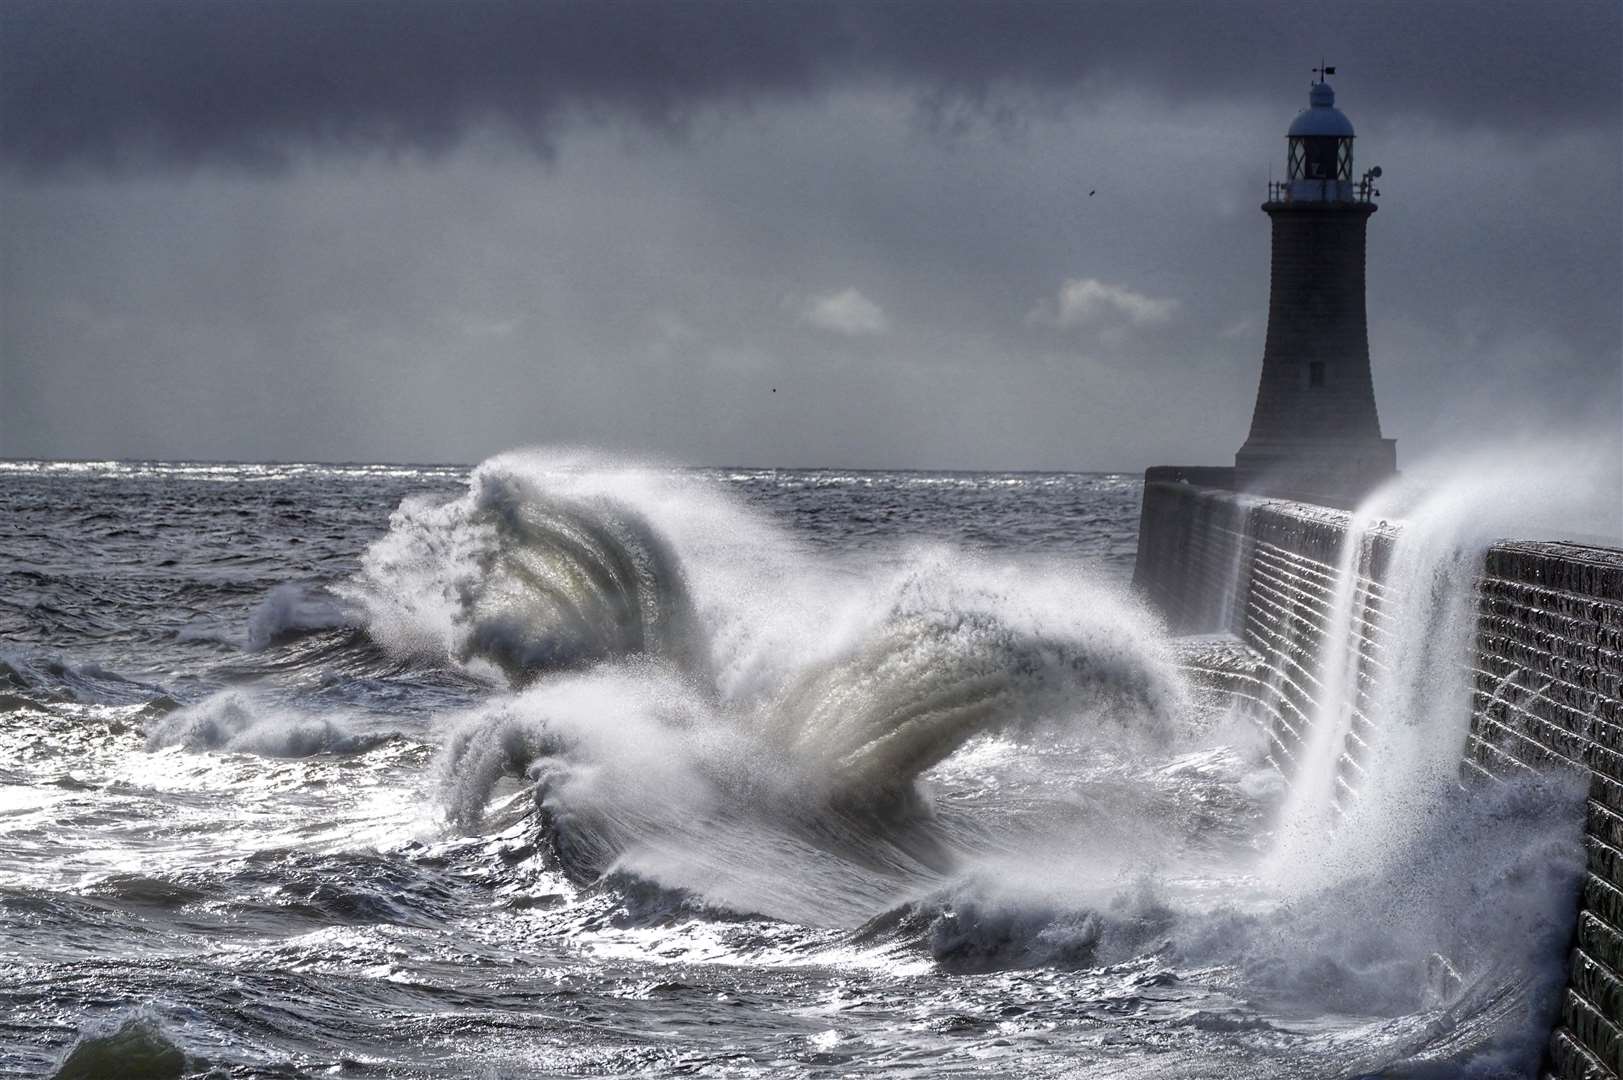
[1131,469,1253,636]
[1135,474,1394,780]
[1134,476,1623,1077]
[1466,542,1623,1078]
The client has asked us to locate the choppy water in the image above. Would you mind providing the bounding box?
[0,453,1586,1079]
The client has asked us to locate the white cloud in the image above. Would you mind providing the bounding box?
[1029,277,1179,330]
[447,311,527,340]
[800,287,889,336]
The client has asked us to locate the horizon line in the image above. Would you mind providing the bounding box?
[0,453,1150,476]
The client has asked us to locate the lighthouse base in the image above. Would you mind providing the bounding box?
[1234,437,1396,510]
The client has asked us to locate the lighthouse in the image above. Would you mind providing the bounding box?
[1233,72,1396,509]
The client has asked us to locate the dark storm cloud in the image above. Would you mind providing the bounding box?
[4,0,1618,173]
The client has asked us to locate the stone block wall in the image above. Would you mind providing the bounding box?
[1131,468,1251,636]
[1135,473,1394,780]
[1464,542,1623,1078]
[1134,475,1623,1077]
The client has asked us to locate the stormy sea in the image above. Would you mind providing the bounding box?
[0,452,1586,1079]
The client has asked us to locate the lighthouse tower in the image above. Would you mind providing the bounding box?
[1234,72,1396,508]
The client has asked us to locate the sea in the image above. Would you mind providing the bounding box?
[0,451,1587,1079]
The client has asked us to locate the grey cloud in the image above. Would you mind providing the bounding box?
[1,4,1616,473]
[3,0,1618,173]
[5,87,1613,470]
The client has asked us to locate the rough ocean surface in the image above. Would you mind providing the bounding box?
[0,454,1585,1079]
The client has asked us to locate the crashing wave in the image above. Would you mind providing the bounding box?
[173,583,357,653]
[348,454,704,685]
[433,605,1183,914]
[145,690,397,756]
[243,582,357,652]
[421,465,1188,924]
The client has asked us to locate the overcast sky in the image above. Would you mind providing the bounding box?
[3,0,1619,471]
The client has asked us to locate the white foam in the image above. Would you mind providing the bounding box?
[416,452,1188,924]
[243,583,357,652]
[145,690,394,757]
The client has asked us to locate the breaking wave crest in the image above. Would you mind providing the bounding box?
[348,452,705,684]
[243,583,358,652]
[145,690,399,756]
[762,594,1181,798]
[414,454,1186,924]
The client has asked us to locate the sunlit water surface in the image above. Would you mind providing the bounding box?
[0,455,1583,1078]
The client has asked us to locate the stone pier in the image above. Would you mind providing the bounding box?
[1134,469,1623,1077]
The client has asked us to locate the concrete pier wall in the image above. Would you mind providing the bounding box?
[1134,474,1623,1078]
[1469,541,1623,1078]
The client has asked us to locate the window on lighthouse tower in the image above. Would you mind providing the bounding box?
[1302,137,1338,180]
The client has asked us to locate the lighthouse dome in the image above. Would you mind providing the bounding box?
[1288,81,1355,138]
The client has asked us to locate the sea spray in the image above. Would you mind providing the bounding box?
[759,553,1187,794]
[145,689,398,756]
[433,577,1186,924]
[421,455,1189,922]
[1284,440,1621,891]
[1229,443,1614,1067]
[347,455,704,683]
[435,663,953,924]
[1266,509,1396,874]
[417,452,1587,1035]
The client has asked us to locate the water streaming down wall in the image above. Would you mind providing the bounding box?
[1133,469,1623,1079]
